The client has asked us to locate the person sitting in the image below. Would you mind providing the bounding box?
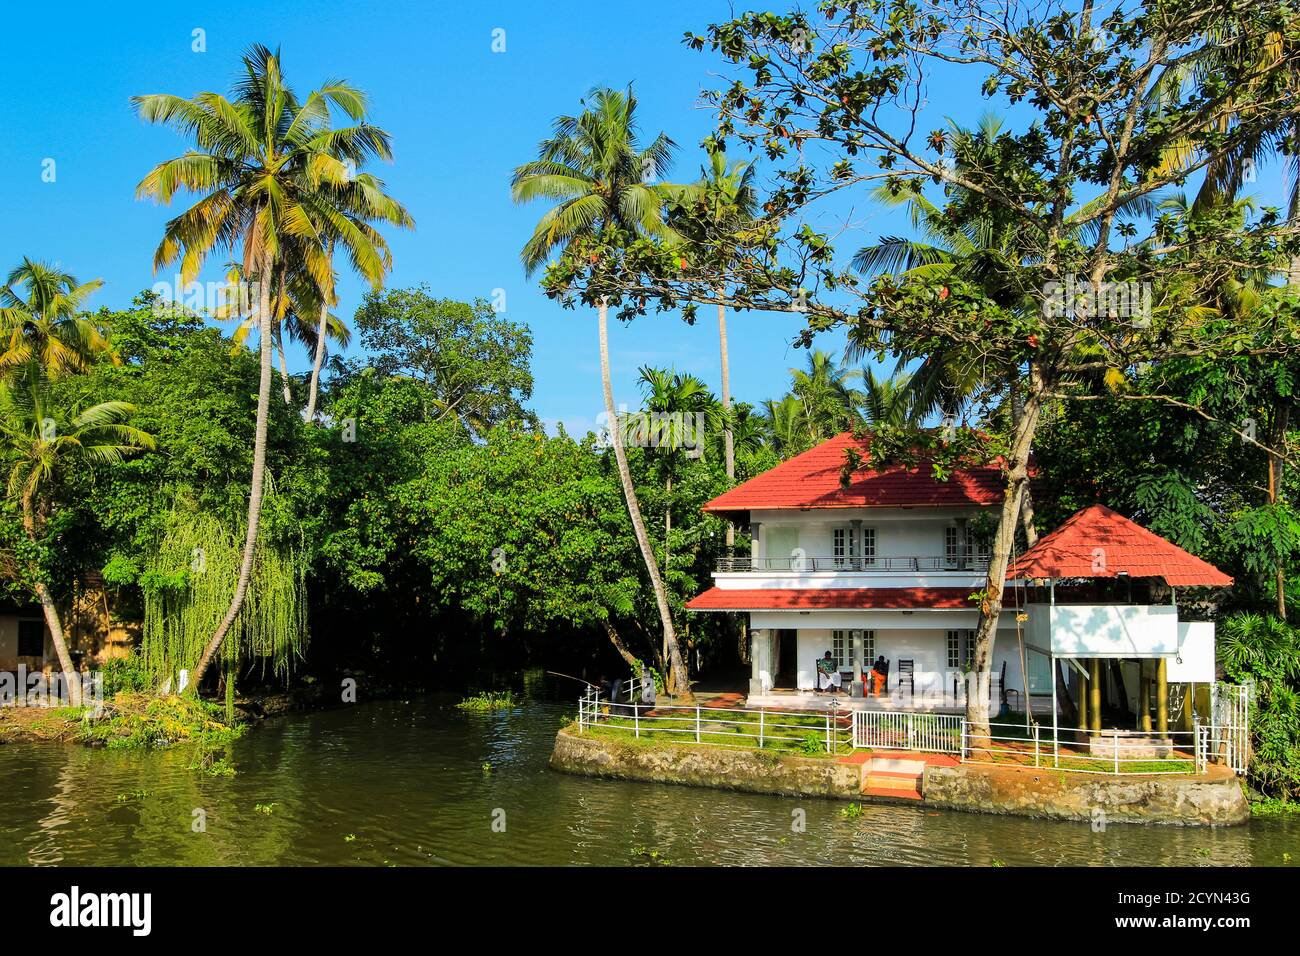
[870,656,888,697]
[816,652,842,694]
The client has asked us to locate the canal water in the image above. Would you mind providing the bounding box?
[0,696,1295,866]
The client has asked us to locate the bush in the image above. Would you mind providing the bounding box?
[100,655,151,697]
[1219,613,1300,803]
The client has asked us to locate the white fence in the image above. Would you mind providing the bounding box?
[1211,682,1251,775]
[852,710,962,754]
[578,689,853,753]
[574,682,1251,776]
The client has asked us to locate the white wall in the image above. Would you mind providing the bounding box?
[755,507,993,563]
[1037,604,1180,656]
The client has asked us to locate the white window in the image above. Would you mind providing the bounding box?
[832,527,857,568]
[944,527,961,567]
[831,629,875,669]
[861,527,877,566]
[947,630,975,668]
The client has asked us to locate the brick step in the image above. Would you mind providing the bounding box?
[862,755,925,801]
[862,786,923,801]
[864,773,924,792]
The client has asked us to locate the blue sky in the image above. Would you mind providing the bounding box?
[1,2,1290,437]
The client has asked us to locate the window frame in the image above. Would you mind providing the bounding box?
[16,619,45,658]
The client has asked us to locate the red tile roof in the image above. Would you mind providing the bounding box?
[686,587,978,611]
[1006,504,1232,587]
[703,432,1007,514]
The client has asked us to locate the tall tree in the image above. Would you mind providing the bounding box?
[672,149,760,542]
[511,86,693,696]
[0,258,116,378]
[0,367,153,705]
[134,43,395,689]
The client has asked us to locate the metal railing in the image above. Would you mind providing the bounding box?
[853,710,963,753]
[575,689,1236,777]
[578,695,855,754]
[716,554,991,573]
[959,723,1205,775]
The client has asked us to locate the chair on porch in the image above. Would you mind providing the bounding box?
[898,659,915,699]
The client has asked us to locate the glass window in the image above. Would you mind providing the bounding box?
[832,528,858,568]
[947,629,975,668]
[831,630,875,669]
[944,527,960,567]
[861,527,876,565]
[17,619,44,658]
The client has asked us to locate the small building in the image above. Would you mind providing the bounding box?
[1007,503,1230,744]
[687,433,1231,725]
[687,432,1032,710]
[0,578,136,674]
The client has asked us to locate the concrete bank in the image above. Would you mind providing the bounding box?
[551,729,1249,826]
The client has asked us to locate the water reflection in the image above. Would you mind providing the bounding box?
[0,698,1293,866]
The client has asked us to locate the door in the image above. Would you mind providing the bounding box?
[776,629,798,688]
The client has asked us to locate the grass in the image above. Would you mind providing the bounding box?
[455,690,517,712]
[579,705,854,757]
[1249,797,1300,817]
[575,709,1200,775]
[76,692,245,775]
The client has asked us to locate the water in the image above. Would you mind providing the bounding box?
[0,697,1295,866]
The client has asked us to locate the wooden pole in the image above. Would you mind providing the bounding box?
[1156,658,1169,736]
[1140,661,1153,732]
[1089,658,1102,734]
[1077,668,1088,732]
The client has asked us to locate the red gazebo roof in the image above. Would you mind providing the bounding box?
[702,432,1007,516]
[1005,504,1232,587]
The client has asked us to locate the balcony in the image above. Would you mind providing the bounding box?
[716,554,991,574]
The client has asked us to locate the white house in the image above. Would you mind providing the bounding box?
[687,433,1231,723]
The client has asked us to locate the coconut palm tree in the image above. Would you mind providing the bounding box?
[134,44,396,689]
[0,258,116,379]
[757,394,807,458]
[511,86,692,697]
[789,350,863,445]
[0,366,154,705]
[671,149,759,543]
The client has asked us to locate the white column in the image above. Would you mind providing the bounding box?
[748,627,765,696]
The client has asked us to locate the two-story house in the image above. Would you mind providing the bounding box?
[687,432,1038,710]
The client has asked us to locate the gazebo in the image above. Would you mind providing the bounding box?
[1006,504,1233,758]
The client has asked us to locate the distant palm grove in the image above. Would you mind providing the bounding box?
[3,5,1300,803]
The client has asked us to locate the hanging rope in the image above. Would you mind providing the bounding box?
[1010,523,1037,735]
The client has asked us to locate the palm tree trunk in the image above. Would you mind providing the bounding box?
[190,265,276,690]
[599,300,691,699]
[34,582,80,707]
[274,329,293,406]
[718,300,735,548]
[305,302,329,422]
[20,495,80,707]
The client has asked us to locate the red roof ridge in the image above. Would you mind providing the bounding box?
[1006,503,1231,587]
[703,431,1008,513]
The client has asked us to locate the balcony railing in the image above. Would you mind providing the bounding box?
[716,554,991,573]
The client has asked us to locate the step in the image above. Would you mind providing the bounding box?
[864,773,924,792]
[863,755,925,801]
[862,786,923,801]
[863,764,925,780]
